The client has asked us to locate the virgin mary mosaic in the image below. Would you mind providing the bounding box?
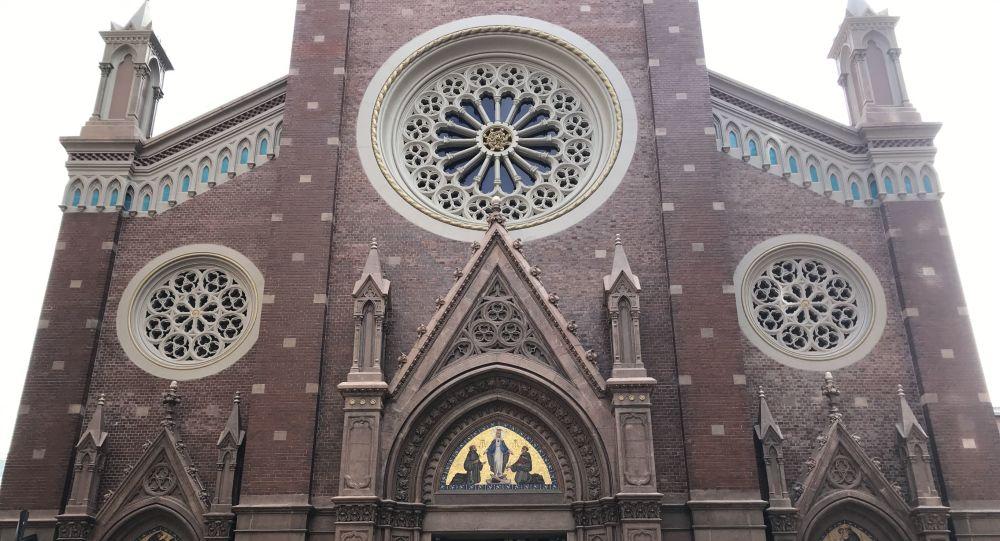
[441,423,558,491]
[819,522,875,541]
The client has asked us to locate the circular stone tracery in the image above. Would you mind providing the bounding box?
[750,257,860,354]
[117,245,264,381]
[360,18,637,241]
[734,235,886,371]
[142,266,249,363]
[399,59,600,225]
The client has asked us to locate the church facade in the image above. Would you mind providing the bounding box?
[3,1,999,540]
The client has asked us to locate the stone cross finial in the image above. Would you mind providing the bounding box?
[486,195,506,226]
[822,372,842,423]
[162,380,181,429]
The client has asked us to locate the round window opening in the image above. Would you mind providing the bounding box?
[360,17,637,241]
[117,245,264,380]
[734,236,886,371]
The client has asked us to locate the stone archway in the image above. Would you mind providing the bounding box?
[799,496,915,541]
[98,504,201,541]
[378,367,617,541]
[386,368,613,504]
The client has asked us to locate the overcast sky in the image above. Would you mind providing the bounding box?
[0,0,996,461]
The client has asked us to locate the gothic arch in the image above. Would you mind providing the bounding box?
[383,359,614,505]
[799,494,914,541]
[98,502,201,541]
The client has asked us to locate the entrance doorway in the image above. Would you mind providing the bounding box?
[433,535,567,541]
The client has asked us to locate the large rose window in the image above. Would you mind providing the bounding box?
[361,21,636,239]
[400,61,597,224]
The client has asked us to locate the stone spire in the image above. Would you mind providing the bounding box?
[846,0,876,17]
[603,234,641,291]
[755,386,784,442]
[217,391,244,448]
[895,384,927,440]
[353,238,390,296]
[77,393,108,449]
[112,0,153,30]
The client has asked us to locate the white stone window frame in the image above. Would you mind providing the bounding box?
[357,15,638,242]
[116,244,264,381]
[734,234,887,372]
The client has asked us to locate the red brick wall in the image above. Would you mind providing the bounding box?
[0,212,120,510]
[720,157,926,493]
[643,1,761,492]
[882,201,1000,503]
[309,0,692,499]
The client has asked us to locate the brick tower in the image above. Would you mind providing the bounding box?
[2,1,998,540]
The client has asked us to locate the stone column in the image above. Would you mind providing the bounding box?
[126,63,149,122]
[91,63,113,120]
[887,48,912,105]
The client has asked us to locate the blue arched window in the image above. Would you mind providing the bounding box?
[109,189,119,207]
[830,174,841,191]
[883,177,894,194]
[789,156,799,174]
[221,157,230,174]
[141,194,151,211]
[161,184,171,202]
[181,175,191,193]
[850,182,862,200]
[239,147,250,164]
[259,138,269,155]
[748,139,759,157]
[768,147,778,166]
[809,165,819,182]
[868,180,879,199]
[123,189,134,211]
[923,175,933,193]
[201,165,210,183]
[71,189,82,207]
[90,189,100,206]
[904,176,914,193]
[728,131,739,149]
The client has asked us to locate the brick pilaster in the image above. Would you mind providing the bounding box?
[641,0,765,535]
[0,213,120,523]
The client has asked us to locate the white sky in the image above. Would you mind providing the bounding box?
[0,0,996,461]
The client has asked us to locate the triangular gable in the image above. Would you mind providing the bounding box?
[388,220,606,398]
[435,271,564,377]
[96,428,208,524]
[795,421,909,517]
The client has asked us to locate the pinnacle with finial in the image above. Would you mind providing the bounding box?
[98,393,106,406]
[758,385,766,400]
[162,380,181,429]
[822,372,842,423]
[233,390,241,405]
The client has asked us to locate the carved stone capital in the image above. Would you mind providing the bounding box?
[99,63,114,77]
[766,508,799,534]
[56,516,95,541]
[333,501,379,524]
[618,497,661,521]
[203,513,235,541]
[911,508,949,534]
